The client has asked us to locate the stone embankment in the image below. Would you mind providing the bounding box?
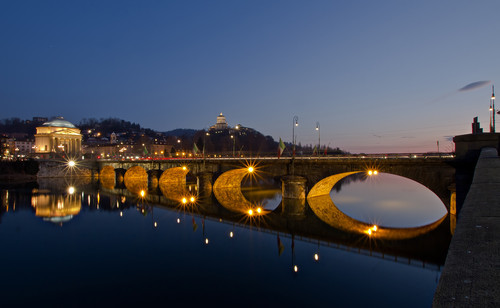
[37,160,97,178]
[0,160,38,183]
[433,147,500,307]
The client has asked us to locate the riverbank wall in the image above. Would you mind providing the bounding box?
[37,160,98,178]
[433,147,500,306]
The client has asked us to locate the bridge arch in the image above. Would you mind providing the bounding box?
[99,165,116,189]
[124,166,148,195]
[158,167,194,202]
[213,168,271,215]
[307,171,447,240]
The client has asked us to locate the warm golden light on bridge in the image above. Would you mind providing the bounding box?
[366,225,378,236]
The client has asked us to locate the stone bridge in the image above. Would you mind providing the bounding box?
[94,156,456,212]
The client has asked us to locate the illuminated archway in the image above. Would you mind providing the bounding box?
[99,165,116,189]
[213,168,269,215]
[124,166,148,195]
[159,167,191,202]
[307,171,447,240]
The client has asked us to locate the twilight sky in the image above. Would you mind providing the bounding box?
[1,1,499,153]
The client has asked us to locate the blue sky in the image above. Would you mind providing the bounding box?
[1,1,499,153]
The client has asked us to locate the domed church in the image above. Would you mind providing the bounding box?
[209,113,230,131]
[34,117,82,158]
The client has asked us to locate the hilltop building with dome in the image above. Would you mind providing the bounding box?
[34,117,82,158]
[209,113,230,131]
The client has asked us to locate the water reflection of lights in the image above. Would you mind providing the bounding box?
[179,195,197,209]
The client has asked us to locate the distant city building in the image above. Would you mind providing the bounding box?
[32,117,48,124]
[1,135,15,159]
[210,113,229,131]
[14,139,34,156]
[34,117,82,158]
[110,132,117,144]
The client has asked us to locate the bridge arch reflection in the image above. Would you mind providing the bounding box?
[307,171,447,240]
[124,166,148,195]
[213,168,271,215]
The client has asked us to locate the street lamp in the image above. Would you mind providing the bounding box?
[490,85,496,133]
[203,132,209,158]
[315,122,320,156]
[292,116,298,157]
[177,139,182,156]
[231,135,235,157]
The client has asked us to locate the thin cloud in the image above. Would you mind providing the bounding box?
[459,80,491,92]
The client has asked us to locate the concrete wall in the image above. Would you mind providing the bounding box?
[454,133,500,161]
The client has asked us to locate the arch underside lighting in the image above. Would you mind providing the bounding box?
[307,171,447,240]
[159,167,190,201]
[124,166,148,194]
[99,165,116,189]
[213,168,266,215]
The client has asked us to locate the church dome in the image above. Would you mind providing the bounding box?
[42,117,77,128]
[216,113,227,124]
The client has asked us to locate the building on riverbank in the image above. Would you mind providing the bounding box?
[34,117,82,159]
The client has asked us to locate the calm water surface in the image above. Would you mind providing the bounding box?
[0,175,451,307]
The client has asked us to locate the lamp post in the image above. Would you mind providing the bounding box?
[490,85,496,133]
[315,122,320,156]
[231,135,235,157]
[203,132,209,158]
[292,116,298,157]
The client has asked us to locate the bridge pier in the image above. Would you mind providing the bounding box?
[281,175,307,217]
[448,184,456,215]
[148,170,162,191]
[197,172,213,196]
[115,168,126,188]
